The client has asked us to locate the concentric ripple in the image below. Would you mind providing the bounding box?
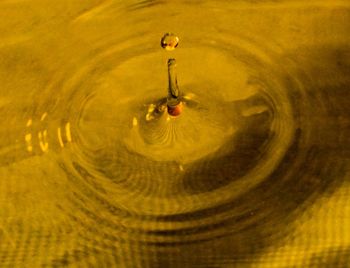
[48,29,315,231]
[1,1,348,266]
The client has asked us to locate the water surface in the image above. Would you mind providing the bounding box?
[0,0,349,267]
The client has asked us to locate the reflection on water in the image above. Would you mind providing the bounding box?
[0,0,349,267]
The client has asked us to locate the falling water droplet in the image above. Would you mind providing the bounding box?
[161,33,179,51]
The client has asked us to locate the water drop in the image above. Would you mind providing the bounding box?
[161,33,179,51]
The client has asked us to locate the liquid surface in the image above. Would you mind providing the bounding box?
[0,1,349,267]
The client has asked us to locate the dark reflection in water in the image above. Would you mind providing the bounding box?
[141,48,350,267]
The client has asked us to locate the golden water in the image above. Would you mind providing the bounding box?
[0,0,349,267]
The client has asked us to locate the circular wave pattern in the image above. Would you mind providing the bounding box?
[32,6,349,265]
